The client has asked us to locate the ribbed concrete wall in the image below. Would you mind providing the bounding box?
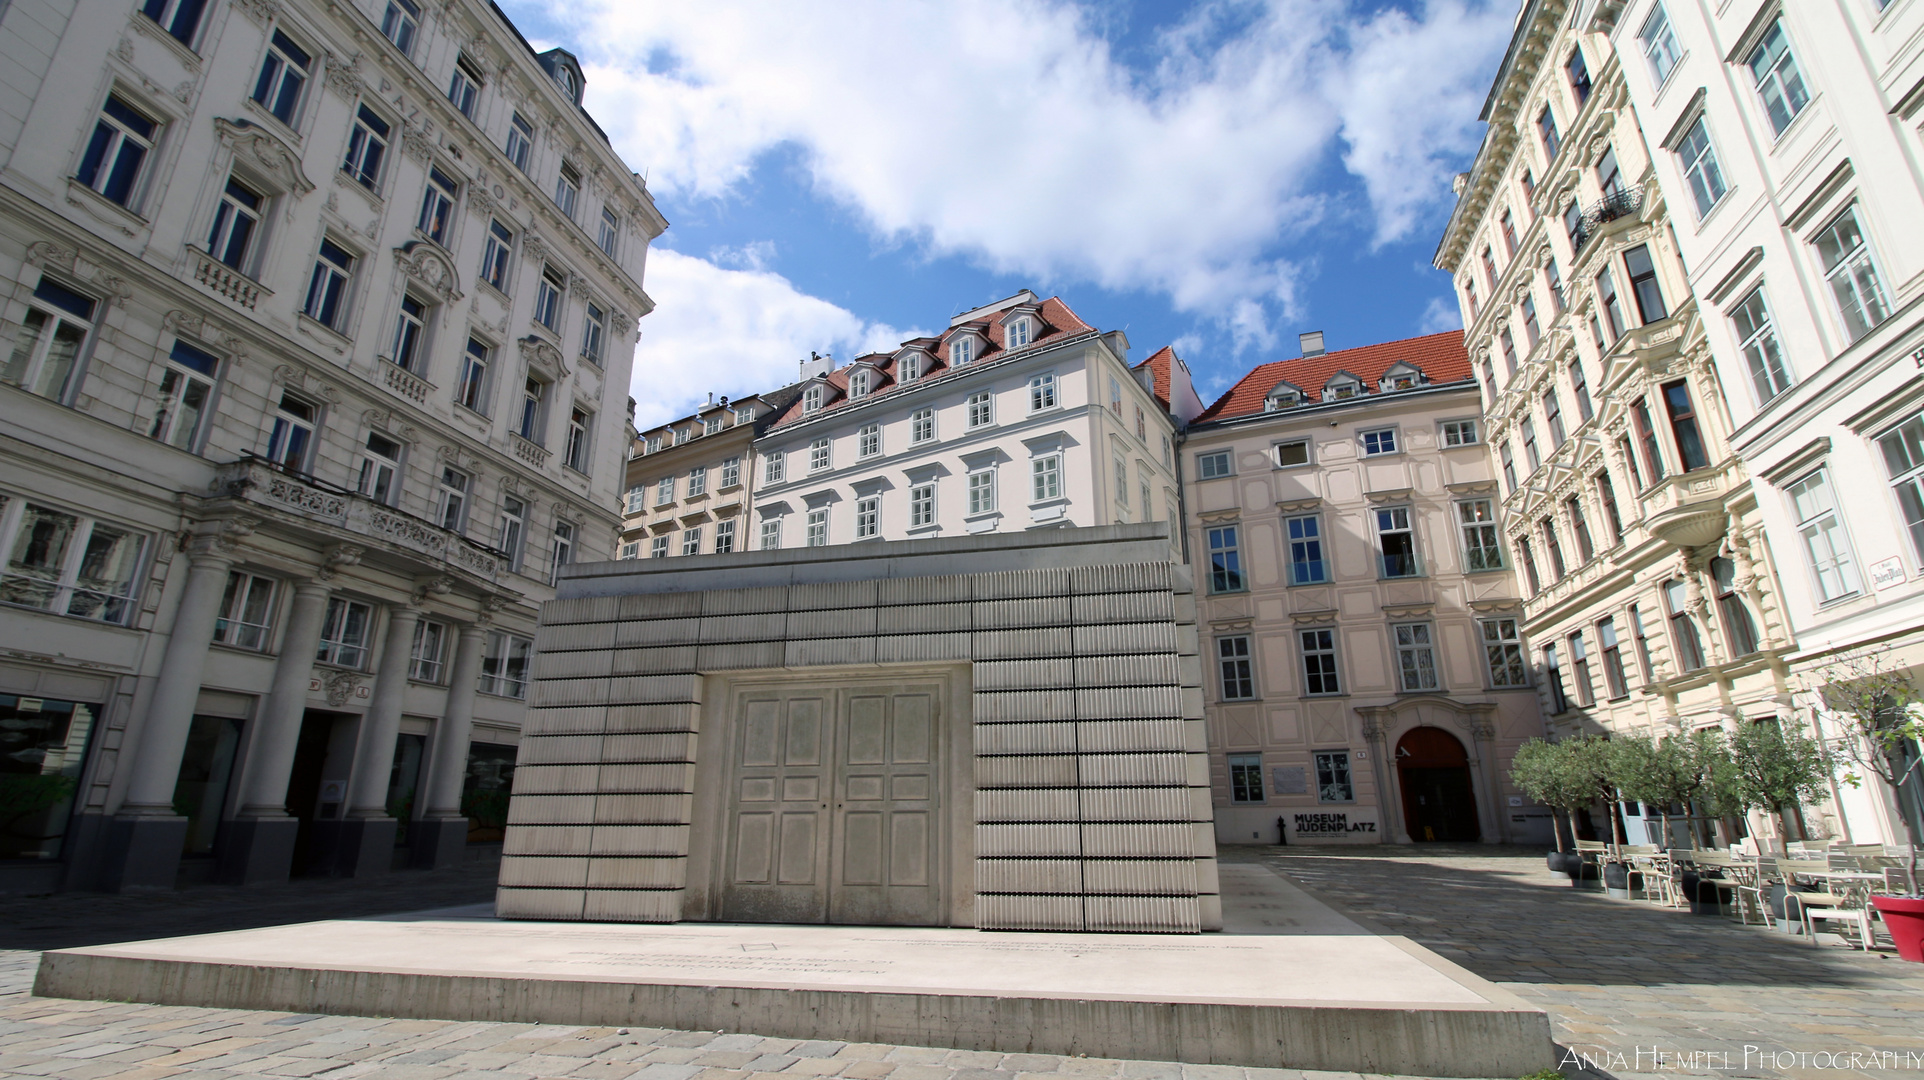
[497,524,1221,932]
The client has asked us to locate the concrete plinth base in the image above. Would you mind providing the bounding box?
[216,816,299,886]
[99,814,188,891]
[33,864,1550,1077]
[407,818,468,870]
[306,817,396,877]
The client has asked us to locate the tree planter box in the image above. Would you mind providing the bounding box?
[1870,896,1924,962]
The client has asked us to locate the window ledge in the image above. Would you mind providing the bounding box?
[295,314,352,354]
[906,523,943,536]
[240,96,304,143]
[128,12,204,67]
[63,179,149,236]
[332,168,386,207]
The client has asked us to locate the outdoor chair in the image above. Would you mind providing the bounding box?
[1735,856,1776,927]
[1800,886,1876,949]
[1690,851,1745,918]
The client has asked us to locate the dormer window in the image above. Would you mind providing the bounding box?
[1264,380,1305,411]
[803,385,823,413]
[1379,364,1425,393]
[1007,317,1032,349]
[704,415,722,435]
[849,369,870,399]
[900,355,921,383]
[951,338,973,366]
[555,66,576,99]
[1325,375,1363,400]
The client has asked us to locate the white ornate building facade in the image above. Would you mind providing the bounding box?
[1603,0,1924,844]
[0,0,662,891]
[1435,0,1792,845]
[747,293,1202,552]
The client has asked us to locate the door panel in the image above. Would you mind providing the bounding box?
[721,684,943,925]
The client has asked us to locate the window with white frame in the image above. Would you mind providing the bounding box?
[316,598,372,668]
[478,630,531,698]
[456,337,491,414]
[650,534,668,558]
[651,478,672,510]
[950,337,973,366]
[303,239,355,329]
[1207,525,1243,593]
[357,432,403,506]
[342,105,390,191]
[0,500,146,626]
[1458,498,1503,571]
[858,423,880,458]
[854,496,880,539]
[1109,376,1124,414]
[249,34,314,129]
[410,618,447,682]
[6,279,97,404]
[799,385,824,414]
[141,0,207,46]
[760,518,781,550]
[1218,636,1255,700]
[1314,750,1354,802]
[1028,371,1057,411]
[147,340,219,450]
[899,354,920,383]
[1639,4,1681,85]
[1300,629,1341,695]
[1228,752,1263,801]
[534,266,564,331]
[619,541,639,560]
[1376,507,1419,578]
[498,495,526,569]
[480,220,513,292]
[1676,116,1727,218]
[1481,618,1527,687]
[1662,578,1705,671]
[1007,317,1031,348]
[734,404,756,425]
[680,527,701,556]
[1286,514,1326,585]
[1566,495,1595,561]
[763,452,785,484]
[686,464,707,498]
[1568,631,1594,706]
[391,294,429,373]
[265,391,317,472]
[554,162,580,219]
[809,437,830,472]
[1441,420,1478,446]
[1712,557,1760,657]
[1113,455,1129,509]
[848,368,870,399]
[379,0,419,53]
[436,467,469,532]
[1730,287,1791,404]
[550,520,574,583]
[1788,469,1861,602]
[910,407,935,443]
[1571,355,1594,421]
[1198,450,1232,479]
[1394,623,1439,692]
[967,391,994,428]
[624,487,646,515]
[968,469,996,515]
[1598,618,1628,698]
[417,165,458,247]
[207,177,264,273]
[563,407,590,472]
[580,302,606,366]
[447,55,482,118]
[1360,428,1397,456]
[721,456,741,489]
[1032,454,1061,501]
[213,571,275,650]
[1879,413,1924,568]
[1274,438,1310,467]
[1542,644,1570,712]
[805,508,828,547]
[910,483,935,528]
[597,207,619,258]
[1814,205,1891,342]
[715,520,737,553]
[1745,21,1810,136]
[505,112,533,172]
[517,377,548,443]
[77,95,158,208]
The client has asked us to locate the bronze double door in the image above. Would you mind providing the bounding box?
[720,684,942,925]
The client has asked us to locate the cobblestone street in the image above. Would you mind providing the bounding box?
[5,847,1924,1080]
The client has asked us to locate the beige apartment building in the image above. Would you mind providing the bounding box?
[1602,0,1924,845]
[1184,331,1550,847]
[620,385,801,560]
[0,0,662,891]
[1435,0,1792,846]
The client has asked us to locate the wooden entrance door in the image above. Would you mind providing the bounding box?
[1396,726,1481,842]
[720,684,942,924]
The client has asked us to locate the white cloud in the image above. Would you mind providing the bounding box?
[1418,294,1463,334]
[565,0,1507,348]
[627,248,914,429]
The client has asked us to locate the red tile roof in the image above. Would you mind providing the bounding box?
[1196,330,1470,423]
[767,295,1096,431]
[1134,346,1175,411]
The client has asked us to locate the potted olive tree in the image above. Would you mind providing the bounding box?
[1510,738,1593,881]
[1810,650,1924,962]
[1729,720,1833,855]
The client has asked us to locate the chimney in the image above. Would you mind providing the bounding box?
[798,351,832,380]
[1299,331,1326,358]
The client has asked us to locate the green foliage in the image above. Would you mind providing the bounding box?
[1510,738,1592,852]
[1806,647,1923,890]
[0,774,77,825]
[1728,721,1831,815]
[462,788,510,830]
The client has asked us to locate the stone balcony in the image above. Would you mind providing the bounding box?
[511,434,551,468]
[378,357,434,405]
[189,246,268,310]
[210,456,505,586]
[1639,460,1738,550]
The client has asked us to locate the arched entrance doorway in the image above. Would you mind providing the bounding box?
[1396,727,1480,842]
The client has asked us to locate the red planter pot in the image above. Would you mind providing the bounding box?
[1871,896,1924,962]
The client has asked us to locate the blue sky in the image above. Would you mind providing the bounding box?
[498,0,1516,426]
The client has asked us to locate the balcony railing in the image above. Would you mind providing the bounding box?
[379,357,434,404]
[1571,188,1643,256]
[212,456,505,583]
[189,246,268,310]
[511,434,551,468]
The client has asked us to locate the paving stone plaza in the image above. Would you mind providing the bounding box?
[6,847,1924,1080]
